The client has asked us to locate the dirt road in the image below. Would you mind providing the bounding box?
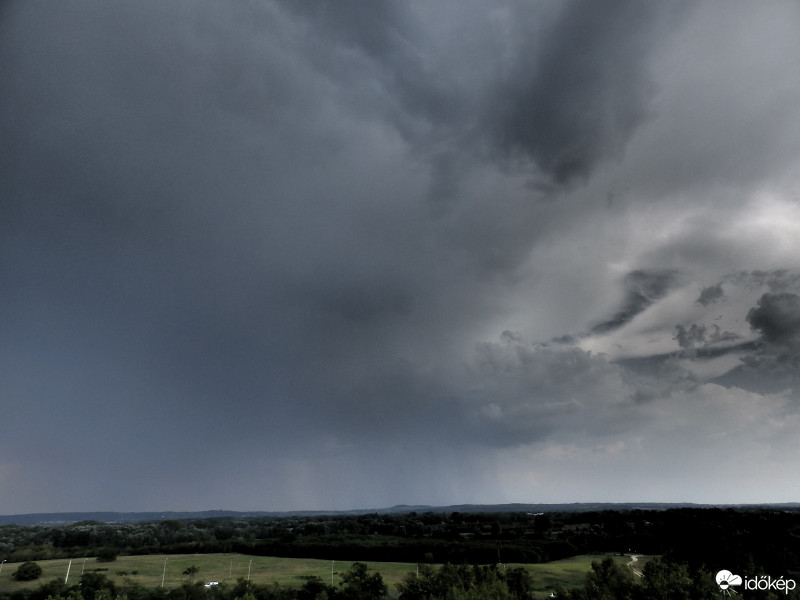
[627,555,643,578]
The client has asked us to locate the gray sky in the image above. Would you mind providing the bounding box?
[2,0,800,513]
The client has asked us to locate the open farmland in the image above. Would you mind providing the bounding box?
[0,552,635,595]
[525,553,637,590]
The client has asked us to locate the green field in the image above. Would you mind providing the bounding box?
[525,553,643,591]
[0,553,644,595]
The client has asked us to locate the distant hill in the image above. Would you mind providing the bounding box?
[1,502,798,526]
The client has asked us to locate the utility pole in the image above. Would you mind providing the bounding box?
[247,559,252,581]
[65,559,72,584]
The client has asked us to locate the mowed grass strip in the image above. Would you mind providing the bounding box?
[0,553,642,593]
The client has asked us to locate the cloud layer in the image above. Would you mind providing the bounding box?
[2,0,800,512]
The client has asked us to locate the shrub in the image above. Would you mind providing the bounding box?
[96,547,119,562]
[13,561,43,581]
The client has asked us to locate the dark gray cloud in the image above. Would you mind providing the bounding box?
[733,277,800,376]
[749,270,800,294]
[747,293,800,346]
[696,284,724,306]
[491,0,689,186]
[468,333,645,448]
[591,269,680,334]
[2,0,800,511]
[277,0,692,191]
[674,324,741,350]
[742,293,800,377]
[674,324,707,349]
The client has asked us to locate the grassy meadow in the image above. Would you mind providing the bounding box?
[0,552,644,595]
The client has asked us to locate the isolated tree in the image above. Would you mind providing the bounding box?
[13,561,42,581]
[297,576,332,600]
[339,562,387,600]
[505,567,533,599]
[396,564,437,600]
[96,547,119,562]
[37,578,68,599]
[584,557,635,600]
[182,565,199,583]
[79,572,116,600]
[639,558,692,600]
[639,559,721,600]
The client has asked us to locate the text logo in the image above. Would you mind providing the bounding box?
[716,569,797,595]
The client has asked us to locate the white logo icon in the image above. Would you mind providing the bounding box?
[716,570,742,595]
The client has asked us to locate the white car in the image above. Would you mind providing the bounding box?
[204,582,219,588]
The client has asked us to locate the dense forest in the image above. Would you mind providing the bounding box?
[1,507,799,599]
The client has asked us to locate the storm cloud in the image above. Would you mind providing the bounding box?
[2,0,800,512]
[591,269,680,334]
[747,293,800,346]
[492,0,688,185]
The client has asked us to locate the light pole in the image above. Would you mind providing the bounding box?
[247,559,252,581]
[161,557,168,588]
[1,559,7,576]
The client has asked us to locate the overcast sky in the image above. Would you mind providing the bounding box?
[2,0,800,514]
